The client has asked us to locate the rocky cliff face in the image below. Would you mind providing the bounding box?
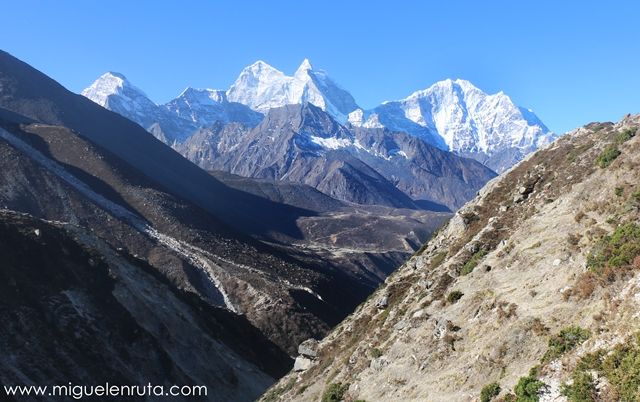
[264,115,640,402]
[177,103,497,211]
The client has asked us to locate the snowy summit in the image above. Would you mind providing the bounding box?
[226,59,359,122]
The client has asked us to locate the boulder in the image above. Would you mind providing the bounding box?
[293,356,312,372]
[370,357,388,371]
[375,295,389,310]
[298,339,319,359]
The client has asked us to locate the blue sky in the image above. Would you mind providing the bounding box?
[2,0,638,133]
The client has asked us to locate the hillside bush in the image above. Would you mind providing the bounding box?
[461,249,488,275]
[447,290,463,303]
[480,382,501,402]
[595,145,621,168]
[514,376,545,402]
[587,223,640,272]
[321,382,349,402]
[543,326,591,362]
[615,128,636,143]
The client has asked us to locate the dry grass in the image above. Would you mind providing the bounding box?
[530,318,549,335]
[497,301,518,320]
[572,272,599,300]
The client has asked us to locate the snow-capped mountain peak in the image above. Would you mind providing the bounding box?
[351,78,556,172]
[236,60,286,84]
[294,58,314,77]
[226,59,358,122]
[81,72,148,108]
[177,87,228,105]
[82,73,260,143]
[82,65,555,173]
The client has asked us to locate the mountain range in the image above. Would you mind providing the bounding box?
[82,62,509,212]
[82,59,555,173]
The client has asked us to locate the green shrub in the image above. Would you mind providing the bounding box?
[321,382,349,402]
[601,335,640,401]
[543,326,591,362]
[480,382,501,402]
[431,251,447,268]
[370,348,383,358]
[562,333,640,402]
[461,249,488,275]
[514,376,545,402]
[560,371,596,402]
[587,223,640,272]
[595,145,621,168]
[263,378,296,402]
[615,128,636,143]
[447,290,464,303]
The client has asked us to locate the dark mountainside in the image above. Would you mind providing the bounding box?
[348,125,495,210]
[0,49,310,240]
[178,104,420,210]
[0,210,286,402]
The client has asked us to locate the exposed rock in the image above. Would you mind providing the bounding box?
[375,295,389,309]
[370,357,388,371]
[293,357,313,372]
[298,339,319,359]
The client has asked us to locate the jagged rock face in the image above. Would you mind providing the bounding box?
[177,103,497,211]
[162,87,262,129]
[349,126,497,210]
[177,104,420,209]
[349,79,556,172]
[265,115,640,402]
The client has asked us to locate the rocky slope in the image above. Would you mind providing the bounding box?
[0,210,287,402]
[264,115,640,402]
